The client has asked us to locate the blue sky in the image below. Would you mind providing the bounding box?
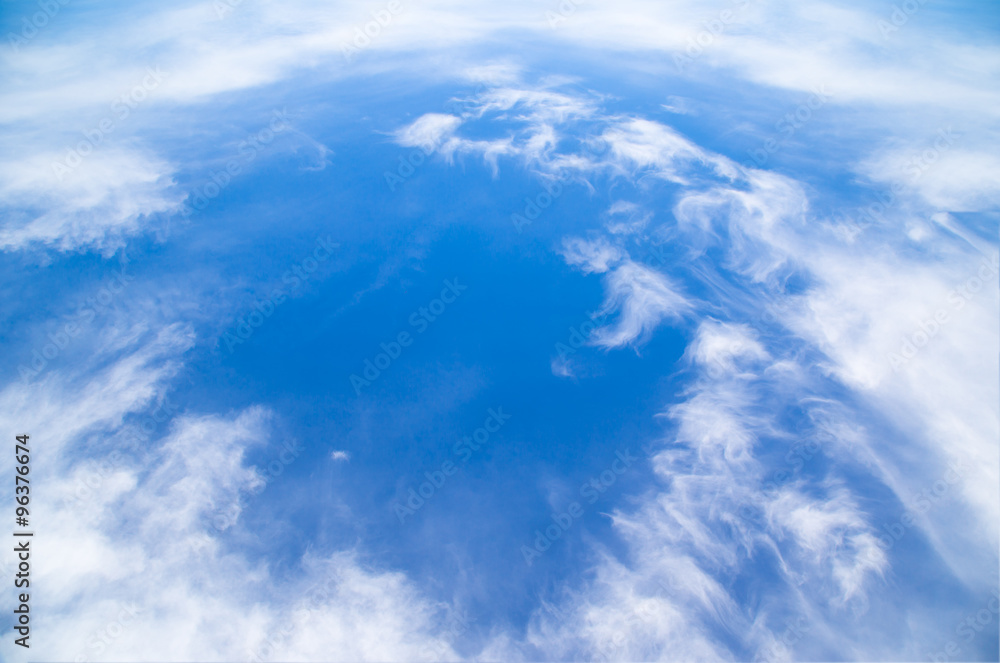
[1,1,999,661]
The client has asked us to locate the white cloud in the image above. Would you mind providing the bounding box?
[604,201,650,236]
[785,243,1000,590]
[766,487,887,603]
[672,168,808,282]
[560,237,623,274]
[522,554,733,662]
[470,86,596,125]
[1,0,996,254]
[460,62,522,85]
[859,145,1000,212]
[0,323,461,663]
[0,147,183,253]
[394,113,463,151]
[2,2,996,659]
[590,260,691,348]
[685,320,770,376]
[601,118,736,183]
[450,71,997,658]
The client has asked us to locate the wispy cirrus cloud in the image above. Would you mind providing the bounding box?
[412,71,997,658]
[0,313,461,662]
[2,1,996,660]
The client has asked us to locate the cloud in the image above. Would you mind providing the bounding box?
[2,2,996,659]
[590,260,691,348]
[560,237,623,274]
[672,168,808,282]
[604,201,651,236]
[858,144,1000,212]
[601,118,736,183]
[522,554,733,662]
[766,486,888,604]
[2,0,996,255]
[394,113,463,151]
[0,319,460,663]
[685,320,770,376]
[559,228,693,350]
[392,81,600,177]
[0,147,183,253]
[523,307,895,658]
[426,70,997,658]
[469,86,596,125]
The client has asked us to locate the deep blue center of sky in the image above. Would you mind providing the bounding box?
[167,117,690,632]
